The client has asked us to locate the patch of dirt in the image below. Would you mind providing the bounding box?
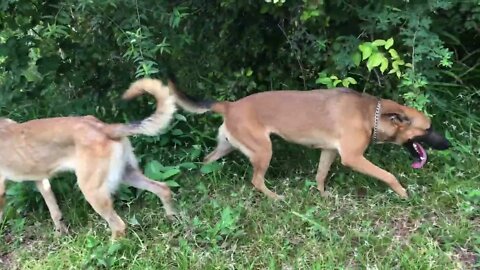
[453,247,478,270]
[0,252,17,270]
[392,214,421,243]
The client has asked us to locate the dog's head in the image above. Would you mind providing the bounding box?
[378,100,450,169]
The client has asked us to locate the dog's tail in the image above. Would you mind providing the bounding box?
[167,77,228,114]
[103,78,176,139]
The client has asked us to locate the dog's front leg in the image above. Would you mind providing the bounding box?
[340,155,408,198]
[35,179,68,235]
[316,149,337,197]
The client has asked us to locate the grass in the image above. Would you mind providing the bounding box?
[0,138,478,270]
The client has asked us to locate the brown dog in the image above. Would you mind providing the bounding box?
[169,81,450,200]
[0,79,176,238]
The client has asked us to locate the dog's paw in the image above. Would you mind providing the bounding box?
[319,190,331,198]
[166,211,182,223]
[54,222,69,236]
[398,188,409,199]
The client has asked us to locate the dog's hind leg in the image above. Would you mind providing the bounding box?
[0,175,5,220]
[204,124,234,163]
[224,123,283,200]
[316,149,337,197]
[35,179,68,235]
[123,166,176,218]
[77,159,126,239]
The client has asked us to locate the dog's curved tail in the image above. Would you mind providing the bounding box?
[104,78,176,139]
[167,77,228,115]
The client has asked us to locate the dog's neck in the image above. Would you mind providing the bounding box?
[372,100,381,143]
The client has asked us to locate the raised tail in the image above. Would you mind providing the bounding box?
[103,78,176,139]
[167,77,227,114]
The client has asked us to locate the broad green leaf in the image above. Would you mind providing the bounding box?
[200,162,222,174]
[388,48,399,60]
[315,77,332,85]
[128,215,140,226]
[165,180,181,187]
[380,57,389,73]
[179,162,198,169]
[333,79,342,87]
[366,52,384,71]
[385,38,394,49]
[174,114,187,121]
[358,43,373,60]
[171,129,183,136]
[161,167,181,180]
[392,61,399,70]
[344,77,357,85]
[372,39,386,46]
[352,52,361,66]
[145,160,164,180]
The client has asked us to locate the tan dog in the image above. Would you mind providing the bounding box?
[0,79,177,239]
[169,81,450,200]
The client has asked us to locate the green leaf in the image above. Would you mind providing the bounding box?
[333,79,342,87]
[358,43,373,60]
[366,52,384,71]
[145,160,164,180]
[128,215,140,226]
[385,38,394,49]
[174,114,187,122]
[388,48,399,60]
[200,162,222,174]
[380,57,389,73]
[343,77,357,84]
[315,77,332,85]
[165,180,181,187]
[171,129,183,136]
[161,167,181,180]
[179,162,197,169]
[372,39,386,46]
[352,52,361,66]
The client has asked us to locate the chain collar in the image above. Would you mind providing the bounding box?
[372,100,382,143]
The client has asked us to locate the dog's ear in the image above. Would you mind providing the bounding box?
[380,100,412,127]
[382,112,411,127]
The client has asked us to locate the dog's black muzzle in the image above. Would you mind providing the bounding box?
[404,127,450,150]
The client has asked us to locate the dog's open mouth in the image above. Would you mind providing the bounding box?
[404,141,428,169]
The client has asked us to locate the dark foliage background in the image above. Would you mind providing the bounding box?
[1,1,480,268]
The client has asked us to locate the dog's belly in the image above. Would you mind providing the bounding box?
[275,130,338,150]
[0,158,76,182]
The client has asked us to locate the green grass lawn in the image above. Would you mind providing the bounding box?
[0,143,478,269]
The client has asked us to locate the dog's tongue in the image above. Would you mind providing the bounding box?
[411,142,427,169]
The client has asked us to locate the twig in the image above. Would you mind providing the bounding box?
[373,68,383,87]
[277,22,307,90]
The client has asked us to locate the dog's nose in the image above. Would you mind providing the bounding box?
[425,130,450,150]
